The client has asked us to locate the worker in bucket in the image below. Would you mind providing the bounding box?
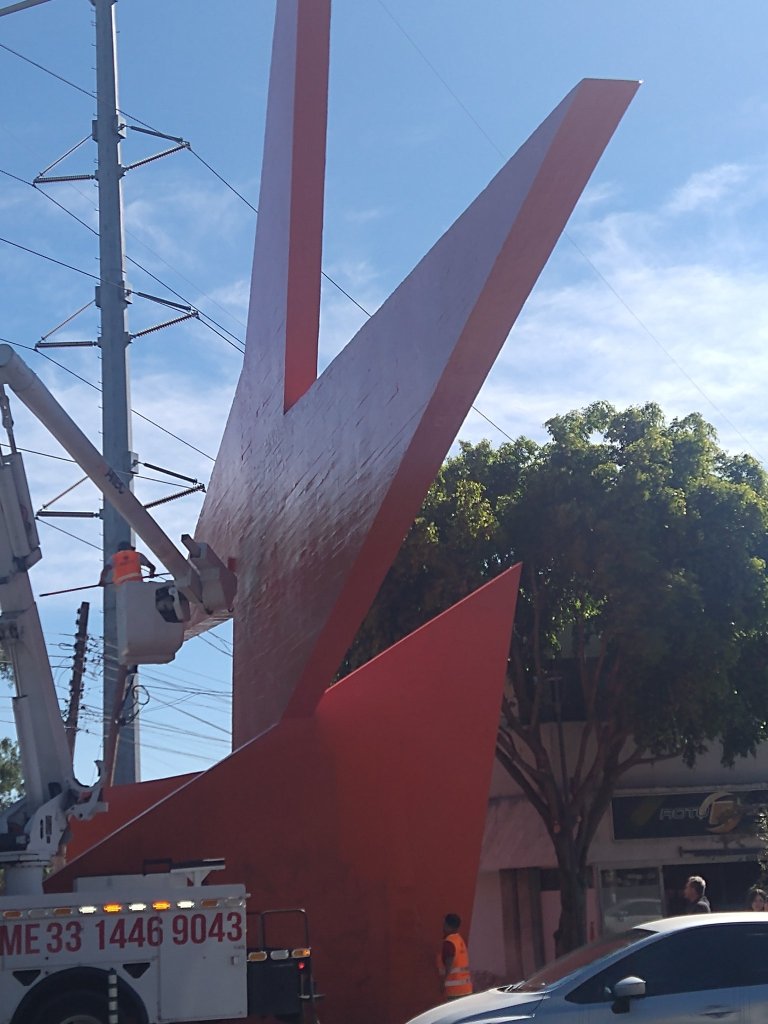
[99,540,156,586]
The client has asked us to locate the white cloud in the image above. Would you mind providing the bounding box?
[201,278,251,324]
[344,206,388,225]
[665,163,752,215]
[123,176,255,280]
[318,258,383,367]
[455,159,768,463]
[576,180,622,212]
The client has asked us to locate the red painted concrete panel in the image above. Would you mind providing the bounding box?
[195,42,637,746]
[66,774,195,860]
[52,566,521,1024]
[237,0,329,413]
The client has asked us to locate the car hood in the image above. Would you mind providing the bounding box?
[405,988,546,1023]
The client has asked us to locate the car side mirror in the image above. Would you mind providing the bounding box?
[612,976,646,1014]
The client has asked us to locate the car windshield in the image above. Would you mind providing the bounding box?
[508,929,654,992]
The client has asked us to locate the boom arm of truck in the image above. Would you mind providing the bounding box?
[0,344,236,893]
[0,347,236,617]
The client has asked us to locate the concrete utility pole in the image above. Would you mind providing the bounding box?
[0,0,141,782]
[92,0,139,784]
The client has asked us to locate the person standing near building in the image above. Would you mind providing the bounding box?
[99,541,156,587]
[438,913,472,1001]
[683,876,711,913]
[747,886,767,911]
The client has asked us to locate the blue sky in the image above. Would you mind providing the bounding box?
[1,0,768,781]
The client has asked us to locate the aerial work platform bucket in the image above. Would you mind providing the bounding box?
[115,580,187,665]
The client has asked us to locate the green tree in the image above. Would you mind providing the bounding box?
[342,402,768,954]
[0,737,22,809]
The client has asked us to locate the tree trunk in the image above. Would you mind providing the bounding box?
[553,839,589,956]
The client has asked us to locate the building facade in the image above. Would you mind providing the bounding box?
[471,736,767,985]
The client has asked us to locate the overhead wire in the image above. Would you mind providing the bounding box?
[0,334,216,461]
[1,40,379,335]
[0,442,203,493]
[0,234,99,280]
[0,630,233,754]
[188,148,256,214]
[36,516,101,551]
[2,162,247,345]
[208,629,233,651]
[75,723,223,765]
[65,671,233,737]
[0,41,95,101]
[1,15,520,663]
[3,57,249,360]
[3,21,515,759]
[375,0,767,462]
[0,10,659,465]
[0,165,98,237]
[0,44,248,334]
[2,12,543,769]
[0,171,246,355]
[197,633,234,658]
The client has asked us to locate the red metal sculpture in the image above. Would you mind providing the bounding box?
[55,3,638,1020]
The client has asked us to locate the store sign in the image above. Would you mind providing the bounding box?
[612,789,768,840]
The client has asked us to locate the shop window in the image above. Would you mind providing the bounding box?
[600,866,662,934]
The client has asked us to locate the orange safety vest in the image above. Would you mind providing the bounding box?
[111,549,143,585]
[442,933,472,998]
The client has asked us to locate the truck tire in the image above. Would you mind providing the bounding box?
[27,988,108,1024]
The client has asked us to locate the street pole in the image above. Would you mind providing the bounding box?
[93,0,139,783]
[0,0,140,782]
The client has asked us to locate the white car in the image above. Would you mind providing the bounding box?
[406,913,768,1023]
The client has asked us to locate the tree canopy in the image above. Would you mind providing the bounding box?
[0,737,22,810]
[342,401,768,951]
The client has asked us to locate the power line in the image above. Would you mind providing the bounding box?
[0,234,99,280]
[0,165,98,236]
[469,405,515,444]
[3,444,74,464]
[0,40,163,136]
[563,236,768,464]
[375,1,768,463]
[3,167,247,355]
[197,314,245,355]
[0,335,216,461]
[143,697,230,736]
[208,628,233,650]
[2,41,375,330]
[193,633,233,659]
[36,516,101,551]
[0,40,95,101]
[376,1,502,157]
[3,162,248,344]
[132,407,214,462]
[76,723,223,764]
[188,148,256,214]
[3,25,536,459]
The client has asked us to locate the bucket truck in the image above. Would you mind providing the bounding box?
[0,346,316,1024]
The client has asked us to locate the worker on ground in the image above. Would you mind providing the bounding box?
[438,912,472,1001]
[99,541,156,587]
